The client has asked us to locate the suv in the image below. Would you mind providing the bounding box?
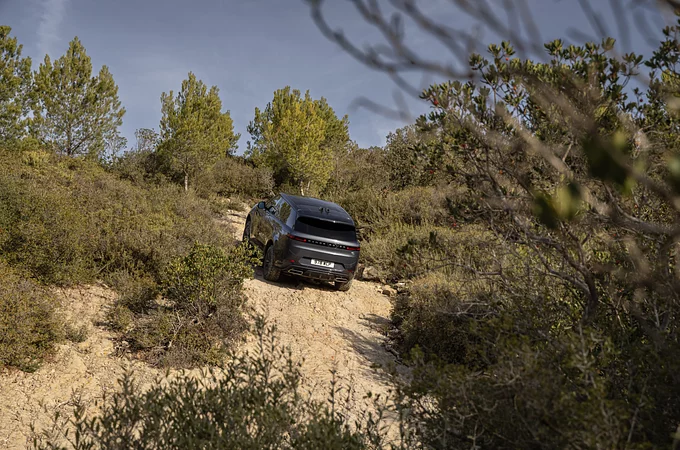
[242,193,360,291]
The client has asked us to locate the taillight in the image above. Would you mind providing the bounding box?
[287,234,307,242]
[346,246,360,251]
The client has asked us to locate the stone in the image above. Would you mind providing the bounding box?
[382,286,397,297]
[355,263,365,279]
[362,266,380,281]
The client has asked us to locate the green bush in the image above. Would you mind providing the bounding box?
[0,149,229,285]
[361,223,494,281]
[116,243,259,367]
[0,261,61,371]
[162,243,255,314]
[32,319,393,449]
[195,155,274,199]
[105,271,158,314]
[391,274,495,365]
[329,185,458,243]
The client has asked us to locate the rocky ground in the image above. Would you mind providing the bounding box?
[0,206,404,449]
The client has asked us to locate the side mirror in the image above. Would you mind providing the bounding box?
[257,201,266,210]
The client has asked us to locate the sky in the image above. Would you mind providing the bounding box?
[0,0,671,154]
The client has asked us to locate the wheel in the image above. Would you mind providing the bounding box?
[334,277,353,292]
[262,245,281,282]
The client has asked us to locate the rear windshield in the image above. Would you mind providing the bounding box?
[294,216,356,242]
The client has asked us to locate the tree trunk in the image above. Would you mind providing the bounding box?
[184,172,189,193]
[300,180,305,196]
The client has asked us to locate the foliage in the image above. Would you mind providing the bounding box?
[30,37,125,159]
[0,261,61,372]
[158,72,239,191]
[0,146,229,285]
[384,125,442,190]
[194,155,274,200]
[32,318,393,449]
[0,26,32,143]
[162,242,256,314]
[377,18,680,450]
[323,144,389,198]
[361,222,491,281]
[108,243,258,367]
[246,87,350,195]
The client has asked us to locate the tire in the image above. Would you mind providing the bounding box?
[262,245,281,282]
[334,277,353,292]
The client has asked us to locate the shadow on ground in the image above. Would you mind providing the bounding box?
[334,315,402,384]
[250,266,340,292]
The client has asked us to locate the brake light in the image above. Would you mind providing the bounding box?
[346,246,360,251]
[287,234,307,242]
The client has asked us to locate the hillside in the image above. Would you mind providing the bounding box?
[0,208,404,449]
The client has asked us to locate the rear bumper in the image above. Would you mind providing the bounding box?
[282,264,353,282]
[274,239,359,282]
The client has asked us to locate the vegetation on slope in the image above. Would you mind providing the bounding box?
[5,2,680,447]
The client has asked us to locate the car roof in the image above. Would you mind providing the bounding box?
[280,193,355,225]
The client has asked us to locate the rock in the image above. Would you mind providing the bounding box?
[382,286,397,297]
[395,281,411,294]
[355,263,365,279]
[362,266,380,281]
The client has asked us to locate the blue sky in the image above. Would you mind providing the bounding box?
[0,0,669,153]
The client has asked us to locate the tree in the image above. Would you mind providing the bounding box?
[246,87,350,195]
[158,72,239,192]
[384,124,441,189]
[134,127,159,153]
[30,37,125,159]
[309,1,680,447]
[0,26,32,143]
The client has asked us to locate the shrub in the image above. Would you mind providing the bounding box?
[63,323,89,343]
[361,223,495,281]
[391,273,496,365]
[0,261,61,371]
[0,163,95,284]
[0,149,229,285]
[162,242,255,313]
[329,185,458,242]
[108,147,167,185]
[104,271,158,314]
[32,319,392,449]
[119,243,259,368]
[196,156,274,199]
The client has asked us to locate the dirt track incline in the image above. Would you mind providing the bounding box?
[0,207,402,449]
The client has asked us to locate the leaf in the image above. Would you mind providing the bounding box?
[532,192,560,229]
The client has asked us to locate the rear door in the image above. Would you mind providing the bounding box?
[291,215,360,270]
[252,196,277,246]
[294,216,358,245]
[257,196,279,245]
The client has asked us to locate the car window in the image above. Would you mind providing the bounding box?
[265,196,279,210]
[276,200,292,223]
[294,216,357,242]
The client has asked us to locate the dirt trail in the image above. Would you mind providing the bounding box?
[0,286,162,449]
[1,207,403,449]
[220,207,406,422]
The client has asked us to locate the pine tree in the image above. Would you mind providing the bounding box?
[158,72,239,192]
[0,26,32,143]
[31,37,125,158]
[246,87,349,195]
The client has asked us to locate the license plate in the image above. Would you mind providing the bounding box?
[310,259,334,268]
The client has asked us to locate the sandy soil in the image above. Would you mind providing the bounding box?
[0,207,403,449]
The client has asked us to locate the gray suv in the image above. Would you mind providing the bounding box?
[242,193,360,291]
